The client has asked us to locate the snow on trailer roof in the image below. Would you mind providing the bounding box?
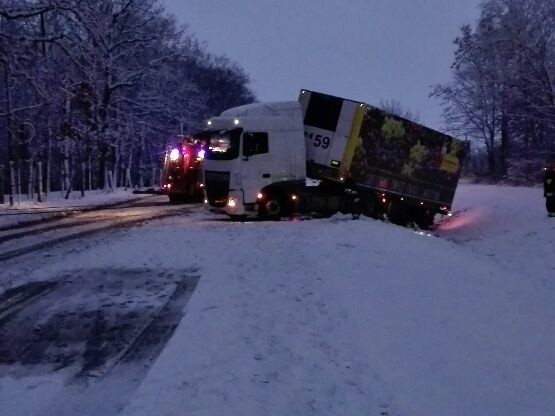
[220,101,301,117]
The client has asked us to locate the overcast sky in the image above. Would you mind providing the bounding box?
[164,0,482,132]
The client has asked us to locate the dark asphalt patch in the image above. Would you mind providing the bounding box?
[0,281,60,325]
[0,268,199,378]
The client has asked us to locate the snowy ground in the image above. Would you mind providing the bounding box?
[0,189,146,229]
[0,184,554,416]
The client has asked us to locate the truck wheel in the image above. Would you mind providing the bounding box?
[259,194,285,220]
[168,194,181,204]
[387,201,409,226]
[192,189,204,203]
[413,208,435,230]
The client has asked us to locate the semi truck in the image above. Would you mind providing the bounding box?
[202,90,467,228]
[161,135,205,203]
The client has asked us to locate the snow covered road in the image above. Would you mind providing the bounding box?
[0,196,193,261]
[1,184,554,416]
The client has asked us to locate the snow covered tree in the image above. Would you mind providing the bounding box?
[432,24,504,177]
[433,0,555,182]
[0,0,256,201]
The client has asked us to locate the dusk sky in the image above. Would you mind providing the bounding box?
[164,0,482,132]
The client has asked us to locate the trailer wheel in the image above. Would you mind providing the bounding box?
[360,194,378,218]
[168,194,183,204]
[413,208,435,230]
[259,193,285,220]
[387,201,409,226]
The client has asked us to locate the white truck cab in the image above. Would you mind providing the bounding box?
[202,101,306,217]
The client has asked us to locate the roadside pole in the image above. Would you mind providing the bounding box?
[37,161,44,202]
[9,160,15,206]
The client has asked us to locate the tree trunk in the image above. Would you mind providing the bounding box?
[46,128,51,194]
[486,144,496,178]
[104,165,109,191]
[127,144,133,189]
[88,155,92,190]
[500,113,509,177]
[60,162,65,196]
[113,143,120,189]
[37,161,44,202]
[138,134,145,187]
[4,64,15,206]
[0,164,5,205]
[99,145,107,189]
[63,140,71,193]
[81,162,86,197]
[28,161,34,199]
[9,161,15,207]
[16,160,21,204]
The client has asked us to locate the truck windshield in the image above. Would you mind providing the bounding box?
[204,129,241,161]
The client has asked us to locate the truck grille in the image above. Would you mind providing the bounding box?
[204,170,230,207]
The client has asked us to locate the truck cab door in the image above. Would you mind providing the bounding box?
[241,131,271,204]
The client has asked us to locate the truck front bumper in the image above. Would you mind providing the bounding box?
[224,192,246,216]
[205,190,258,218]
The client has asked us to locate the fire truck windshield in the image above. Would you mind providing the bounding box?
[204,128,241,161]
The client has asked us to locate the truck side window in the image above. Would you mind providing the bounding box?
[243,132,269,156]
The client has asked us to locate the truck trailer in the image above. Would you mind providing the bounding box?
[202,90,467,227]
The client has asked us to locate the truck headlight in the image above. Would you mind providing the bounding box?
[169,148,180,161]
[227,197,238,208]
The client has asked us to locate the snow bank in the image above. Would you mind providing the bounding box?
[437,184,555,284]
[0,189,146,229]
[115,185,555,416]
[2,184,554,416]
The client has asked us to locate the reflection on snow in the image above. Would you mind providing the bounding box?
[437,209,482,231]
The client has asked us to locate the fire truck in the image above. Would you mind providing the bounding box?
[161,136,205,203]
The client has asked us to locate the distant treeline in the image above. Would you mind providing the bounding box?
[433,0,555,183]
[0,0,255,200]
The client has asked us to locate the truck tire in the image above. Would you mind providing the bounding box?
[168,194,182,204]
[259,193,285,220]
[413,208,435,230]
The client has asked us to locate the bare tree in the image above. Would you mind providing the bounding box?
[379,99,420,123]
[432,0,555,181]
